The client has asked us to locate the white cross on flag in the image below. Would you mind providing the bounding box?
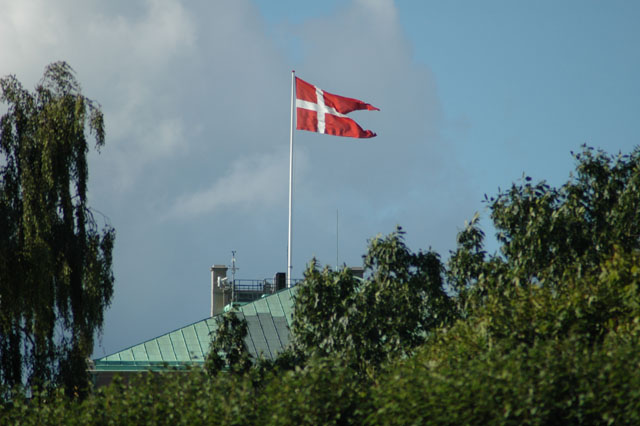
[295,77,379,138]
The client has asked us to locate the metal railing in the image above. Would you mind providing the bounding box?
[219,278,304,306]
[231,278,303,293]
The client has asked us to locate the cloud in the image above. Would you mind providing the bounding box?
[0,0,195,80]
[0,0,197,192]
[168,149,304,219]
[1,0,476,358]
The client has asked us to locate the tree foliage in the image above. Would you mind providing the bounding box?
[452,146,640,285]
[291,227,453,373]
[371,248,640,425]
[449,147,640,312]
[0,62,114,395]
[204,311,252,376]
[3,146,640,423]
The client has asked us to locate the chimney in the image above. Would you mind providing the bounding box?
[211,265,228,317]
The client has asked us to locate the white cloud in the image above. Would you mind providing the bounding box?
[1,0,475,358]
[168,149,305,219]
[0,0,197,192]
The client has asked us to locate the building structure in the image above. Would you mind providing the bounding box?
[90,264,364,387]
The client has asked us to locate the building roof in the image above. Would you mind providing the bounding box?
[92,288,296,372]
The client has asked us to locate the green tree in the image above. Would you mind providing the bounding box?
[291,227,452,373]
[2,146,640,424]
[449,146,640,310]
[370,146,640,424]
[444,147,640,350]
[205,311,252,376]
[0,62,114,395]
[370,248,640,425]
[491,147,640,280]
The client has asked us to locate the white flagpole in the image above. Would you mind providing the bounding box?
[287,70,295,288]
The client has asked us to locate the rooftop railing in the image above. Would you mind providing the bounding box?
[231,278,303,293]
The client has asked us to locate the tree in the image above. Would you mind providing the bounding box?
[499,146,640,270]
[369,147,640,424]
[290,227,453,373]
[205,311,252,376]
[449,146,640,308]
[0,62,114,395]
[2,146,640,423]
[443,145,640,353]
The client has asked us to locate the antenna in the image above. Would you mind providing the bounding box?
[230,251,239,303]
[336,209,339,269]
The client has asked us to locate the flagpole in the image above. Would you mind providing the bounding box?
[287,70,295,288]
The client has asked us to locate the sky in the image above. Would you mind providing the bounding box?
[1,0,638,358]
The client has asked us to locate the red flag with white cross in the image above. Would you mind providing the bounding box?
[295,77,379,138]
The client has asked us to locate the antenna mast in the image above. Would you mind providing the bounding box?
[230,251,239,303]
[336,209,339,269]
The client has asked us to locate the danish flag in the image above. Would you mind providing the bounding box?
[295,77,379,138]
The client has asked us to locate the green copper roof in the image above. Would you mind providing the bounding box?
[93,288,296,372]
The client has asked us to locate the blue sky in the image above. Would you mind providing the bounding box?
[1,0,638,358]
